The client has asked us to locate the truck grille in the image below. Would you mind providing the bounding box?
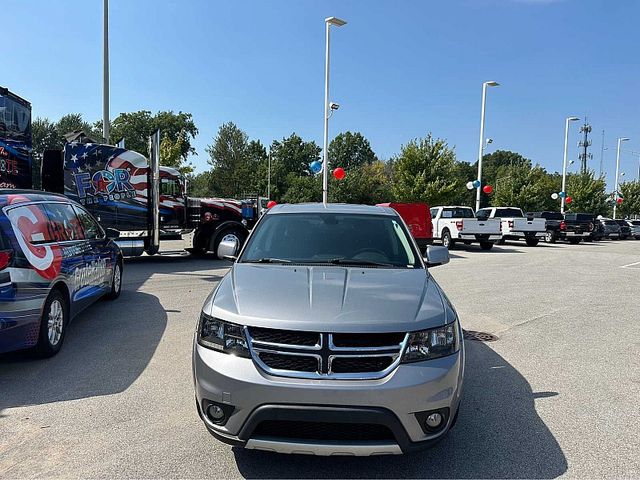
[246,327,407,380]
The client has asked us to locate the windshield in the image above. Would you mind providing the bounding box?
[0,93,31,146]
[442,207,474,218]
[240,212,421,268]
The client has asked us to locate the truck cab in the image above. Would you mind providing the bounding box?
[430,206,501,250]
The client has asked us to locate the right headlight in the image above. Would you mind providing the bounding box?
[197,312,250,358]
[402,320,460,363]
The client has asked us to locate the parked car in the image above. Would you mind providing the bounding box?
[0,190,123,357]
[614,219,632,240]
[377,202,432,251]
[476,207,546,246]
[430,206,501,250]
[596,218,621,239]
[587,216,605,241]
[193,203,463,456]
[626,220,640,239]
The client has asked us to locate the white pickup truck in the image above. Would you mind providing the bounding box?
[475,207,546,246]
[430,206,502,250]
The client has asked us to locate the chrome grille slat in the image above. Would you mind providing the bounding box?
[246,327,408,380]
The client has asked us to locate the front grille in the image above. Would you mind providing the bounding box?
[250,327,319,347]
[258,352,318,372]
[252,420,394,441]
[331,332,405,348]
[331,356,395,373]
[247,327,407,380]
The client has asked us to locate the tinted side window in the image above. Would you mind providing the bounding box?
[430,208,438,219]
[495,208,524,217]
[5,204,53,245]
[73,205,102,240]
[42,203,84,242]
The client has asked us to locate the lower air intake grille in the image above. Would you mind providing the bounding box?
[252,420,394,441]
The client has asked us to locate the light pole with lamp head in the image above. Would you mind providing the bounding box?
[475,81,499,212]
[322,16,346,206]
[613,137,629,219]
[561,116,580,213]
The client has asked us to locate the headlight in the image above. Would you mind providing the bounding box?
[197,312,250,358]
[402,320,460,363]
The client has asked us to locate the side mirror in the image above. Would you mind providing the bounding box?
[217,238,239,261]
[424,245,450,267]
[104,227,119,239]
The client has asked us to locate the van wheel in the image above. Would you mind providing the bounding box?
[545,230,556,243]
[441,230,455,250]
[525,238,539,247]
[35,290,68,358]
[106,259,122,300]
[480,241,494,251]
[212,228,246,259]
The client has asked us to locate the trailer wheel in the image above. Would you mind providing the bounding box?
[212,228,247,259]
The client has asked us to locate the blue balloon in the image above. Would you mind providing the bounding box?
[310,161,322,174]
[559,191,567,198]
[472,180,481,188]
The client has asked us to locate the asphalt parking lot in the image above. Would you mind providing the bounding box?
[1,239,639,479]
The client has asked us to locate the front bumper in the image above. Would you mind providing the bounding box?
[193,340,464,455]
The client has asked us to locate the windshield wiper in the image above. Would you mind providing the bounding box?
[244,257,292,264]
[327,257,396,267]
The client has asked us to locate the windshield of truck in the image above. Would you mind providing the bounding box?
[494,208,524,217]
[442,207,474,218]
[0,93,31,146]
[240,212,421,268]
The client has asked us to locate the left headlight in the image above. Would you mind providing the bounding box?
[402,320,460,363]
[197,312,250,358]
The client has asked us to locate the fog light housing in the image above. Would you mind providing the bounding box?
[415,407,449,434]
[207,405,225,422]
[425,412,442,428]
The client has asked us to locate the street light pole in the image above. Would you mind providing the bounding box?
[561,116,580,214]
[103,0,110,143]
[322,16,346,206]
[613,137,629,219]
[475,81,499,212]
[267,149,271,200]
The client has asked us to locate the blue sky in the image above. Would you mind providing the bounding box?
[4,0,639,187]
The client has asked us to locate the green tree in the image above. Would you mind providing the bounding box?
[160,131,194,174]
[31,117,60,156]
[492,164,559,212]
[96,110,198,171]
[328,131,376,170]
[618,181,640,217]
[330,161,393,205]
[392,134,461,205]
[565,171,608,215]
[270,133,321,201]
[206,122,249,197]
[281,174,322,203]
[186,171,214,198]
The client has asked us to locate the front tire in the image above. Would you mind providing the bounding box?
[35,290,68,358]
[213,228,247,259]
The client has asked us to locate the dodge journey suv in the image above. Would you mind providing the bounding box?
[193,203,464,456]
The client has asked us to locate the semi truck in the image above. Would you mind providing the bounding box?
[0,86,256,258]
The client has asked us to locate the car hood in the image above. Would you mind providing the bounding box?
[204,264,455,333]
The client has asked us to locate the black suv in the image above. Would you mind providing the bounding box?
[614,219,632,240]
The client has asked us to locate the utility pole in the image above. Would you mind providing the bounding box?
[578,119,592,174]
[103,0,110,143]
[599,129,605,177]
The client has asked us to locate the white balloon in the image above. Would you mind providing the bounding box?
[551,193,559,200]
[466,181,474,190]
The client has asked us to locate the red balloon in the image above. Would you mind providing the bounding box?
[333,167,346,180]
[267,200,277,209]
[566,196,572,204]
[482,185,493,194]
[617,198,623,205]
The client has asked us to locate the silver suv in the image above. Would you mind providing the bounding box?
[193,203,464,456]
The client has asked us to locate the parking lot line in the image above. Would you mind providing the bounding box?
[620,260,640,269]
